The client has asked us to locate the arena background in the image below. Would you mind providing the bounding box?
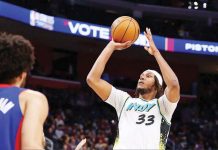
[0,0,218,149]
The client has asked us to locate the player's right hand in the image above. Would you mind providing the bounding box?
[108,40,132,51]
[144,27,159,56]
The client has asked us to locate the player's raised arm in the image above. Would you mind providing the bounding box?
[86,40,131,101]
[144,28,180,102]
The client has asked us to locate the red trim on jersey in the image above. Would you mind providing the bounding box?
[0,84,13,87]
[15,117,24,150]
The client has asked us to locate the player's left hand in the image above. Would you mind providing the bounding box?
[144,27,159,56]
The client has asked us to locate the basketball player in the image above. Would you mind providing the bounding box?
[87,28,180,149]
[0,33,48,150]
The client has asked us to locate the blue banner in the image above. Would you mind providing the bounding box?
[174,39,218,56]
[0,1,218,56]
[0,1,29,24]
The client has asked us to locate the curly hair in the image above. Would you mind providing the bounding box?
[0,33,35,83]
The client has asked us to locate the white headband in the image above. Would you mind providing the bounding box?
[146,69,163,86]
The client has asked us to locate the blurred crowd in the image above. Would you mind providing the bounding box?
[168,74,218,149]
[1,1,217,149]
[41,88,118,150]
[30,74,218,150]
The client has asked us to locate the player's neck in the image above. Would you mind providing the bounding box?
[3,82,20,87]
[14,73,26,87]
[13,82,22,87]
[139,91,157,101]
[7,77,25,87]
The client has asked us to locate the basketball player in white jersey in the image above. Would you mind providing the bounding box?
[87,28,180,149]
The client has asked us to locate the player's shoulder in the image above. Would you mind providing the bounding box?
[113,86,131,96]
[18,89,48,115]
[22,89,46,98]
[20,89,48,103]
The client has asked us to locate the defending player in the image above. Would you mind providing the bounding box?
[0,33,48,150]
[87,28,180,149]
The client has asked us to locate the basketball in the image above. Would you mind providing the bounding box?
[111,16,140,43]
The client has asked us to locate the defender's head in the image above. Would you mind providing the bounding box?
[0,33,35,86]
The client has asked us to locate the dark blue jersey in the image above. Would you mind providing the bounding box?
[0,84,25,150]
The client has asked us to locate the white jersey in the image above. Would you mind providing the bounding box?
[106,86,178,150]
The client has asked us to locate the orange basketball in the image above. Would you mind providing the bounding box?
[111,16,140,43]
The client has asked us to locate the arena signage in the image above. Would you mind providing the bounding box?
[0,1,218,56]
[67,21,148,46]
[68,21,110,40]
[30,10,54,31]
[173,39,218,56]
[185,43,218,53]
